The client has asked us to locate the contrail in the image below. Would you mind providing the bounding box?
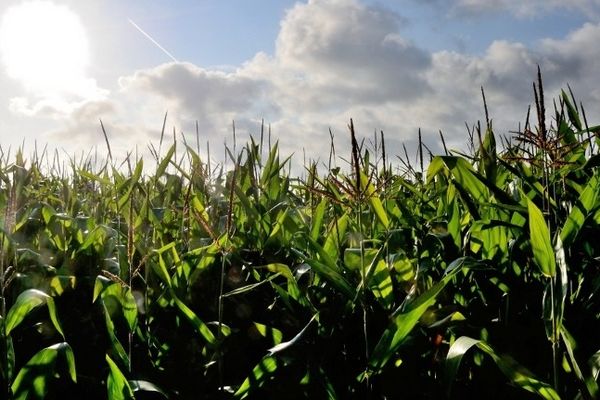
[128,18,178,62]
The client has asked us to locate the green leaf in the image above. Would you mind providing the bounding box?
[152,244,175,287]
[479,128,497,183]
[344,247,377,271]
[11,343,76,400]
[560,174,600,247]
[77,169,111,186]
[222,273,281,297]
[445,335,481,391]
[118,159,143,209]
[264,263,302,300]
[561,89,583,131]
[101,283,138,331]
[322,213,348,263]
[252,322,283,346]
[561,327,598,398]
[368,258,470,372]
[93,275,113,302]
[307,235,339,272]
[389,252,415,282]
[129,380,169,398]
[156,144,175,178]
[369,258,394,310]
[525,196,556,277]
[106,354,135,400]
[267,314,317,356]
[445,336,560,400]
[361,172,390,229]
[233,184,261,221]
[426,156,445,183]
[1,334,15,385]
[102,301,130,371]
[310,198,327,241]
[234,356,288,399]
[48,276,76,296]
[440,157,488,204]
[171,290,216,346]
[368,278,447,371]
[5,289,64,338]
[543,236,568,343]
[292,248,356,300]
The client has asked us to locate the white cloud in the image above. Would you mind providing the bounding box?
[272,0,431,106]
[28,0,600,168]
[119,63,269,116]
[451,0,600,18]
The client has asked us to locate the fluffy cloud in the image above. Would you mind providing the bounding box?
[451,0,600,18]
[119,63,270,117]
[24,0,600,167]
[115,0,434,160]
[272,0,431,106]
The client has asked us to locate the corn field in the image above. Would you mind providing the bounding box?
[0,75,599,399]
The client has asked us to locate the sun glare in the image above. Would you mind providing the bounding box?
[0,1,91,98]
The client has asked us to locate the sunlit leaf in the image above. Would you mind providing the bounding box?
[360,171,390,229]
[368,258,471,372]
[171,290,216,346]
[525,196,556,277]
[234,356,288,399]
[252,322,283,346]
[310,198,327,241]
[101,301,130,371]
[560,173,600,247]
[445,336,560,400]
[106,354,135,400]
[292,248,356,299]
[267,314,317,356]
[129,380,169,398]
[11,343,76,400]
[561,327,598,398]
[5,289,64,338]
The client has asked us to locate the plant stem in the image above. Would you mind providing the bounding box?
[350,120,371,398]
[550,278,559,390]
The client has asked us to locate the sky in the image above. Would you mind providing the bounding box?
[1,0,600,170]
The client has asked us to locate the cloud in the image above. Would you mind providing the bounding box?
[30,0,600,167]
[113,0,434,160]
[119,63,270,117]
[450,0,600,18]
[418,20,600,154]
[271,0,431,107]
[8,89,109,119]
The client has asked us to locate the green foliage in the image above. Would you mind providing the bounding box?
[445,336,560,399]
[0,81,598,399]
[11,343,76,400]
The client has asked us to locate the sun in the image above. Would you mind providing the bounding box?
[0,1,91,98]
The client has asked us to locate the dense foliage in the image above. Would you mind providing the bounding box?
[0,79,599,399]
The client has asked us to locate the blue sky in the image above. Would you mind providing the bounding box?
[1,0,600,168]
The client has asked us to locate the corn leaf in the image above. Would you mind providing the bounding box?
[129,380,169,398]
[106,354,135,400]
[560,173,600,247]
[368,257,469,372]
[11,343,77,400]
[525,196,556,277]
[5,289,64,338]
[171,290,216,346]
[360,172,390,229]
[445,336,560,400]
[234,356,285,399]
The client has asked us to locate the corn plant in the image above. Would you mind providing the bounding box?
[0,75,598,399]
